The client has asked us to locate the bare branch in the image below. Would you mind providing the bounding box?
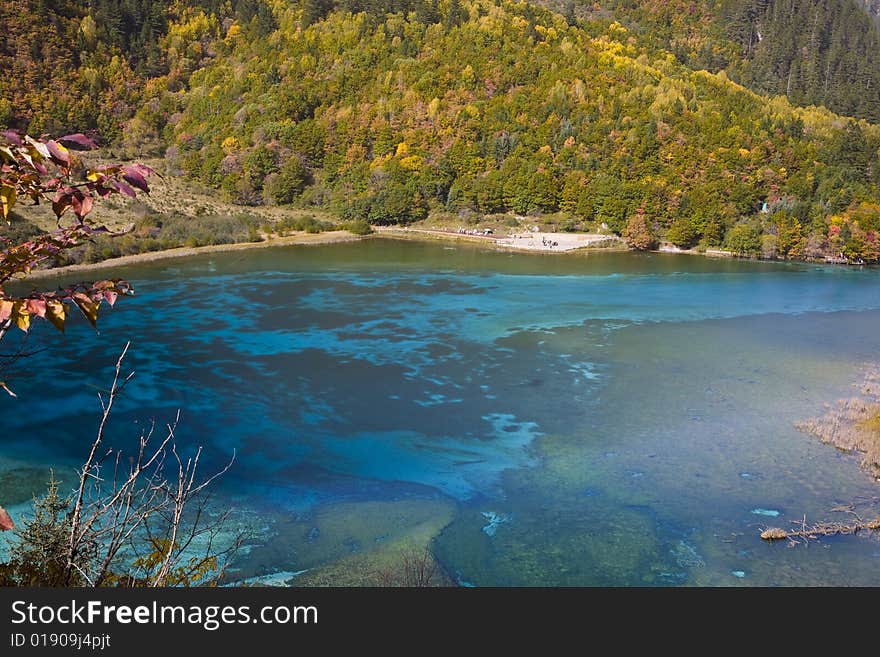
[56,344,239,587]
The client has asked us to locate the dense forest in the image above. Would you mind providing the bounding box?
[579,1,880,123]
[722,0,880,122]
[4,0,880,261]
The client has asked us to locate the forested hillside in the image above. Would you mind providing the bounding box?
[134,0,879,259]
[8,2,880,136]
[0,0,139,139]
[722,0,880,122]
[0,0,272,139]
[4,0,880,261]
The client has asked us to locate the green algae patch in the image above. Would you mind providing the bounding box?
[233,498,456,586]
[433,500,677,586]
[0,467,61,507]
[427,433,709,586]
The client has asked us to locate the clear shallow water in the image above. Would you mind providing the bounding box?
[3,240,880,585]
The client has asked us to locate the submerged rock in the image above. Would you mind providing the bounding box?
[481,511,511,537]
[671,539,705,569]
[657,571,688,584]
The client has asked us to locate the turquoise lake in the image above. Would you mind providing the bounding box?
[3,239,880,585]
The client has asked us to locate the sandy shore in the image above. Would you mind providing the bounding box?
[375,227,625,252]
[23,230,364,280]
[495,231,624,252]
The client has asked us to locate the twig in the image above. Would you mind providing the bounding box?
[761,514,880,542]
[64,342,134,584]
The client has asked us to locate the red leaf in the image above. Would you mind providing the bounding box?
[103,290,119,306]
[1,130,22,146]
[52,197,70,218]
[88,184,113,198]
[113,180,137,198]
[46,140,71,165]
[70,193,93,219]
[79,194,94,217]
[122,170,149,193]
[127,163,155,177]
[59,133,97,149]
[25,298,46,318]
[0,506,13,531]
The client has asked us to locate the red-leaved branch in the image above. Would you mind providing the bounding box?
[0,131,155,401]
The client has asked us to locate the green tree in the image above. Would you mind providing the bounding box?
[368,180,426,224]
[0,474,76,585]
[724,222,763,257]
[265,156,310,204]
[665,217,699,248]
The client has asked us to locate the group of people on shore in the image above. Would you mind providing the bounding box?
[456,227,494,236]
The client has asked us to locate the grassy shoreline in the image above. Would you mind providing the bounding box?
[23,230,364,280]
[25,221,865,285]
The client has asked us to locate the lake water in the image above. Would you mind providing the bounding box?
[3,239,880,585]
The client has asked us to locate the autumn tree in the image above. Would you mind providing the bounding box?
[622,208,658,251]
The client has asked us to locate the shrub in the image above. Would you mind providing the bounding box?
[276,215,333,234]
[665,217,699,248]
[69,213,263,264]
[724,222,763,257]
[339,219,374,235]
[0,474,83,586]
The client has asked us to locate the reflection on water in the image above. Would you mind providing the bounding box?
[3,241,880,585]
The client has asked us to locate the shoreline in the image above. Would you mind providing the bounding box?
[23,230,365,280]
[19,223,861,283]
[20,226,631,282]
